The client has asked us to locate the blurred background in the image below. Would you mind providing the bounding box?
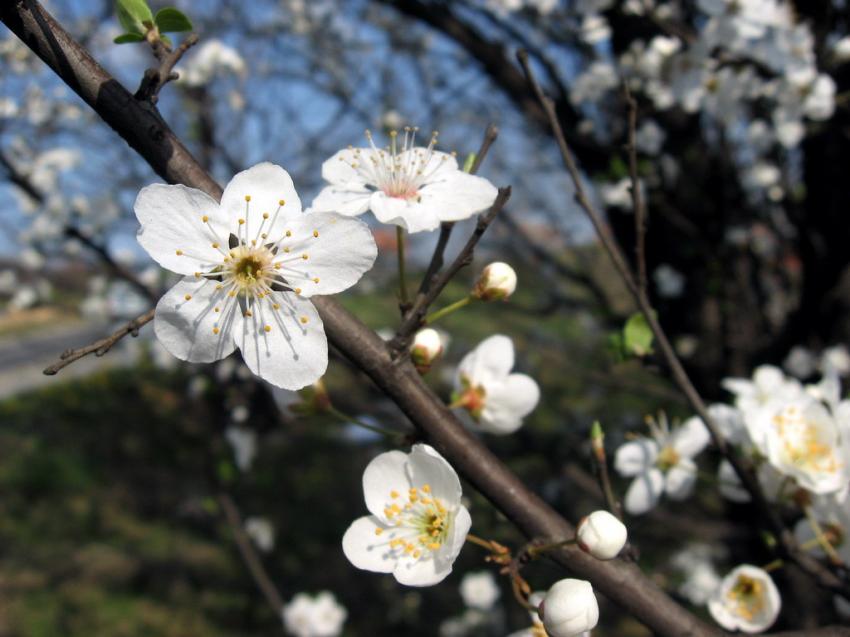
[1,0,849,634]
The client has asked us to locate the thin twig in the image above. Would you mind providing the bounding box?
[414,123,500,302]
[43,308,154,375]
[135,33,199,103]
[217,492,285,616]
[389,187,511,353]
[623,82,648,296]
[517,48,850,599]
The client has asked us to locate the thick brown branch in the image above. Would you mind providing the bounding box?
[42,308,154,375]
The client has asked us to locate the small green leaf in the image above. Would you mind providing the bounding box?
[115,0,153,34]
[623,312,654,357]
[155,7,193,32]
[113,32,145,44]
[607,332,627,363]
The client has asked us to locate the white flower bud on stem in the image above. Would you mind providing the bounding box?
[540,579,599,637]
[576,510,628,560]
[472,261,517,301]
[410,327,444,374]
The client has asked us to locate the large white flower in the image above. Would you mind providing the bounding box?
[452,335,540,435]
[134,163,377,390]
[763,397,850,495]
[614,413,710,515]
[282,591,347,637]
[707,564,780,633]
[342,444,471,587]
[311,129,498,233]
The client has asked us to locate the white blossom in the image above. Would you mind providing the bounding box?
[453,335,540,435]
[708,565,780,633]
[411,327,444,373]
[179,39,246,87]
[342,444,471,586]
[244,516,275,552]
[282,591,347,637]
[135,163,377,390]
[614,413,710,515]
[225,426,257,472]
[312,128,498,233]
[459,571,501,610]
[472,262,517,301]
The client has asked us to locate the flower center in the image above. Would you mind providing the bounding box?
[727,575,766,622]
[376,483,453,559]
[228,246,273,290]
[657,445,680,471]
[452,376,487,419]
[772,407,842,476]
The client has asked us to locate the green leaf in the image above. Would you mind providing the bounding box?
[113,32,145,44]
[115,0,153,35]
[155,7,193,32]
[607,332,627,363]
[623,312,654,357]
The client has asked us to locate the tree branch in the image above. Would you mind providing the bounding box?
[42,308,154,375]
[135,33,199,103]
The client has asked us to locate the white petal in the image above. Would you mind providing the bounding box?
[233,292,327,390]
[220,162,302,239]
[418,172,499,223]
[665,459,697,500]
[408,149,459,181]
[274,212,376,297]
[363,450,410,520]
[135,184,226,275]
[320,147,375,188]
[369,192,441,233]
[614,438,658,477]
[311,186,372,216]
[408,444,462,506]
[457,335,515,387]
[623,469,664,515]
[671,416,711,458]
[342,515,396,574]
[393,552,453,587]
[154,276,237,363]
[478,374,540,435]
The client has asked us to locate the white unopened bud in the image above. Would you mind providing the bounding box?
[410,328,444,373]
[540,579,599,637]
[473,262,516,301]
[576,510,627,560]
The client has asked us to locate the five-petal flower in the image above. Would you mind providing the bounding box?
[135,162,377,389]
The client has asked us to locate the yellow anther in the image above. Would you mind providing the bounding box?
[413,550,421,558]
[283,247,291,253]
[228,291,236,297]
[215,284,223,290]
[262,212,269,219]
[286,230,292,237]
[184,294,192,301]
[175,249,183,256]
[238,218,245,225]
[278,199,285,206]
[428,542,440,550]
[213,327,220,334]
[375,528,384,536]
[201,215,209,222]
[194,272,201,278]
[212,242,219,249]
[295,287,302,294]
[244,195,251,202]
[274,262,282,269]
[214,307,220,313]
[302,253,309,260]
[300,316,308,324]
[313,277,320,283]
[422,484,431,493]
[272,303,280,310]
[261,233,268,239]
[390,490,399,499]
[264,325,271,333]
[313,230,319,238]
[251,240,257,246]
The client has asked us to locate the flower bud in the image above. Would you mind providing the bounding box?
[472,262,517,301]
[576,510,628,560]
[410,328,444,373]
[540,579,599,637]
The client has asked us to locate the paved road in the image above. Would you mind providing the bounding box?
[0,320,136,399]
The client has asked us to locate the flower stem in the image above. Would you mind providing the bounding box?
[465,533,495,550]
[527,537,578,558]
[327,406,399,439]
[804,505,844,565]
[425,296,472,324]
[396,226,409,306]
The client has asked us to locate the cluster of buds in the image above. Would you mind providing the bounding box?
[472,262,517,301]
